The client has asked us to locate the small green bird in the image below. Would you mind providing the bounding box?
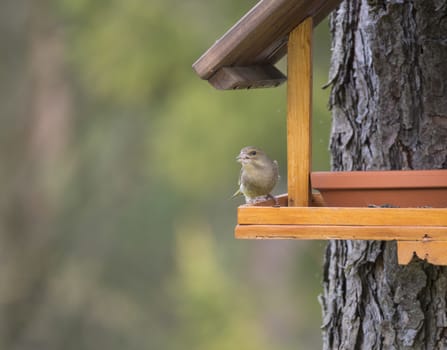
[232,146,279,204]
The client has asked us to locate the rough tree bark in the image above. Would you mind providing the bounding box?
[320,1,447,349]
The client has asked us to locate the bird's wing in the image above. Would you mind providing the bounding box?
[232,168,243,198]
[273,160,280,180]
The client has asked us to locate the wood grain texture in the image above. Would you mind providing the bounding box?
[235,225,447,241]
[237,206,447,226]
[192,0,342,82]
[287,17,312,207]
[397,241,447,265]
[208,65,286,89]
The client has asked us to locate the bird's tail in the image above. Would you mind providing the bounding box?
[231,189,242,199]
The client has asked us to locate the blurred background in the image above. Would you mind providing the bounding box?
[0,0,332,349]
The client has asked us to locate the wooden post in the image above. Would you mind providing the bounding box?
[287,17,312,207]
[397,241,447,266]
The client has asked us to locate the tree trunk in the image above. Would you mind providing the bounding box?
[0,0,72,347]
[320,1,447,349]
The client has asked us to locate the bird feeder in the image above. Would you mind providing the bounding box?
[192,0,447,265]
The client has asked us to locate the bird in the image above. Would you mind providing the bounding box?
[232,146,279,205]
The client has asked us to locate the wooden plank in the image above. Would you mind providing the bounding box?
[311,169,447,189]
[237,206,447,226]
[193,0,342,81]
[235,225,447,240]
[287,17,313,207]
[208,65,286,90]
[397,241,447,265]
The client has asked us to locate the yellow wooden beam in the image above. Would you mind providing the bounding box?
[235,225,447,241]
[287,17,313,207]
[397,241,447,265]
[237,206,447,226]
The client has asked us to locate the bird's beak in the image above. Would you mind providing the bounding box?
[236,152,246,163]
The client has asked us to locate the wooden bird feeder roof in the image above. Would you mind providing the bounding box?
[192,0,342,89]
[192,0,447,266]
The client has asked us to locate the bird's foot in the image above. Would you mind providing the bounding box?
[245,194,279,207]
[246,196,265,205]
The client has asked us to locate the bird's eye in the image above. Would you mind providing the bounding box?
[249,151,257,156]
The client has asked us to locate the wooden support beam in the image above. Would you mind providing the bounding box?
[287,17,313,207]
[238,206,447,226]
[235,225,447,241]
[208,65,286,90]
[397,241,447,265]
[236,202,447,265]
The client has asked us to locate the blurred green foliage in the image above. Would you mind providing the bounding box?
[1,0,331,348]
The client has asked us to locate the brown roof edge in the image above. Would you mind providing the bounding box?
[192,0,341,89]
